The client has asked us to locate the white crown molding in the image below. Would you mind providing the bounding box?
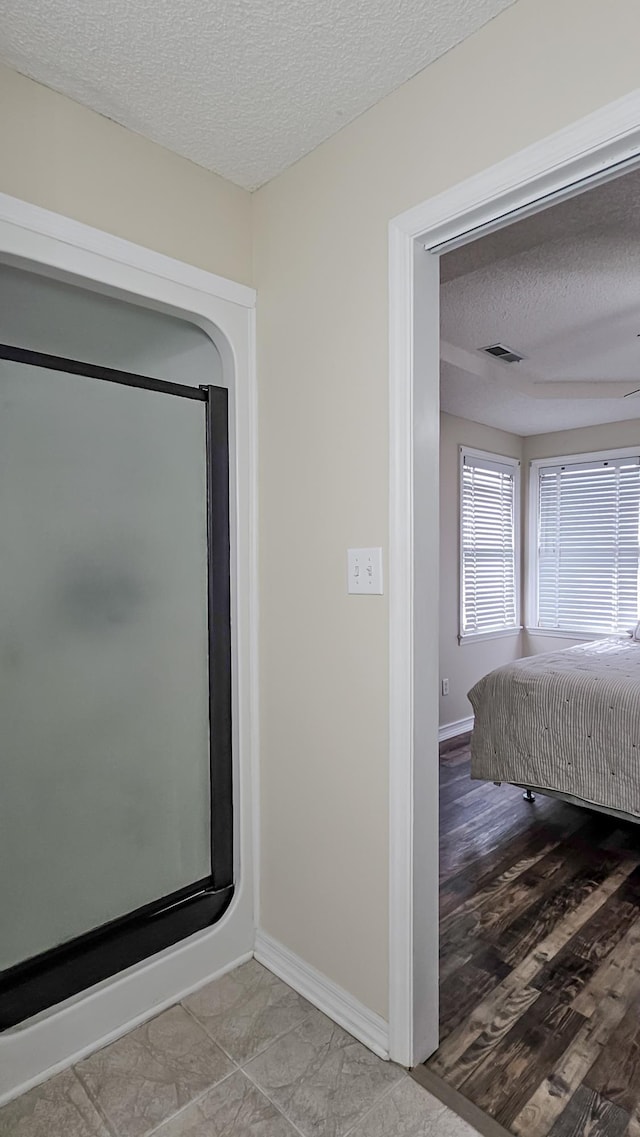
[254,932,389,1060]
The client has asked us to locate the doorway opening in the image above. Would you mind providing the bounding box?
[422,163,640,1136]
[388,91,640,1082]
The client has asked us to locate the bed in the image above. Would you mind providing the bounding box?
[468,637,640,822]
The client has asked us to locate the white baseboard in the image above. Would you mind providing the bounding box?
[439,715,473,743]
[254,931,389,1060]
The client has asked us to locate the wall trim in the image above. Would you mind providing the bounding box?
[254,932,390,1061]
[439,716,474,743]
[388,89,640,1068]
[0,192,255,309]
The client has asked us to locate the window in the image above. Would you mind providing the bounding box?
[532,451,640,635]
[460,448,520,640]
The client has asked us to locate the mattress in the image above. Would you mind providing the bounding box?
[468,638,640,818]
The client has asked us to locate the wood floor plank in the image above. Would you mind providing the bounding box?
[584,994,640,1114]
[438,940,479,983]
[435,985,543,1089]
[440,840,594,968]
[430,856,640,1083]
[438,802,591,916]
[571,867,640,962]
[484,854,604,946]
[440,781,507,830]
[573,916,640,1018]
[547,1086,629,1137]
[431,748,640,1137]
[439,828,565,920]
[440,767,486,804]
[439,794,546,871]
[439,839,567,953]
[533,875,640,1005]
[439,944,511,1040]
[532,950,598,1004]
[510,981,636,1137]
[495,848,624,966]
[439,794,591,884]
[459,995,586,1127]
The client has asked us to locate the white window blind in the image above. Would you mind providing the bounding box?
[461,451,518,637]
[537,456,640,634]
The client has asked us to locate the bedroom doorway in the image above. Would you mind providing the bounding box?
[419,168,640,1135]
[387,90,640,1087]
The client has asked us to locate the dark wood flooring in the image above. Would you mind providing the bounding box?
[425,739,640,1137]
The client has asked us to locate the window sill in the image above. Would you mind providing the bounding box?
[525,628,615,641]
[458,627,523,646]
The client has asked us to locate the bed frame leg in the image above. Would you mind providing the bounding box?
[523,788,536,803]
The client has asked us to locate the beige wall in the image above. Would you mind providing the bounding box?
[0,65,252,284]
[253,0,640,1019]
[439,413,524,727]
[523,419,640,464]
[4,0,640,1028]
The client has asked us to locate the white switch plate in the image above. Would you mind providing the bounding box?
[347,547,383,594]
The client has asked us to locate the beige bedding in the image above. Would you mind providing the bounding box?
[468,638,640,818]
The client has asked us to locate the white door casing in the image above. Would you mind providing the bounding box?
[388,89,640,1067]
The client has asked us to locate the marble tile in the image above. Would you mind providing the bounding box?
[0,1068,110,1137]
[183,960,312,1064]
[159,1071,300,1137]
[75,1004,234,1137]
[435,1111,481,1137]
[346,1077,480,1137]
[245,1008,404,1137]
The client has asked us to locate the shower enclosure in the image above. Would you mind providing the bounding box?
[0,338,232,1028]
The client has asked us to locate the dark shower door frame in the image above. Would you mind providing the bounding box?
[0,343,234,1030]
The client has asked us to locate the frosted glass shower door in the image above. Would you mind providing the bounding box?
[0,351,232,1011]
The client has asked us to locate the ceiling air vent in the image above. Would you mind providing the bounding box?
[481,343,524,364]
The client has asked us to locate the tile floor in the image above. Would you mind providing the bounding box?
[0,960,480,1137]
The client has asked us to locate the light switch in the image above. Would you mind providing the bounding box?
[348,548,383,595]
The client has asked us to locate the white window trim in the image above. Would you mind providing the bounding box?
[525,627,610,641]
[527,445,640,636]
[458,445,521,643]
[459,626,523,646]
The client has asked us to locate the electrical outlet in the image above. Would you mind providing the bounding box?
[441,678,450,696]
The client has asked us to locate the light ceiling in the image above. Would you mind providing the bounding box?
[0,0,515,191]
[440,167,640,435]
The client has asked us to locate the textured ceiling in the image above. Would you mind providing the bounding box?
[441,167,640,283]
[440,166,640,435]
[440,359,640,435]
[0,0,515,191]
